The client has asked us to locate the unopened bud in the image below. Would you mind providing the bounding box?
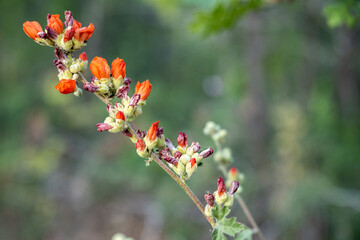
[200,148,214,158]
[228,181,240,195]
[177,132,188,149]
[186,142,200,155]
[217,177,226,196]
[54,48,65,60]
[83,82,98,92]
[205,204,214,217]
[174,151,182,159]
[45,25,58,40]
[129,94,140,107]
[204,193,215,207]
[70,63,81,73]
[73,87,83,97]
[179,154,191,165]
[185,158,197,178]
[64,10,73,27]
[96,123,113,132]
[53,59,66,72]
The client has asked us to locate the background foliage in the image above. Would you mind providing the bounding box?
[0,0,359,239]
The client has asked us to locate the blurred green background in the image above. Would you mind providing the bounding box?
[1,0,360,239]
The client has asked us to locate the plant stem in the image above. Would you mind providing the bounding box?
[77,73,215,228]
[126,124,216,228]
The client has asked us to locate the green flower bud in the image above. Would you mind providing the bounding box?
[185,158,197,178]
[224,195,234,207]
[112,76,124,90]
[70,62,81,73]
[214,191,228,205]
[205,204,214,217]
[73,87,83,97]
[179,154,191,165]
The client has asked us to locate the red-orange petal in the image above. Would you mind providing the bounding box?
[135,139,146,151]
[111,58,126,79]
[146,121,159,142]
[190,158,196,168]
[116,111,125,121]
[73,19,82,30]
[74,23,94,42]
[55,79,77,94]
[23,21,43,40]
[47,14,63,35]
[79,52,87,61]
[89,57,110,79]
[134,80,152,100]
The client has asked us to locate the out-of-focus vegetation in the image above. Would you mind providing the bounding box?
[1,0,360,239]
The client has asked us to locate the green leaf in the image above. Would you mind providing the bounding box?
[211,205,230,221]
[212,228,228,240]
[235,229,253,240]
[217,217,247,237]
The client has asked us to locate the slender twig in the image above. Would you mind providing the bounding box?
[77,73,215,228]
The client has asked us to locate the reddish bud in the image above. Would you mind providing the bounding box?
[177,132,187,148]
[217,177,226,196]
[189,158,196,168]
[135,139,146,151]
[116,111,125,121]
[55,79,77,94]
[146,121,159,142]
[79,52,87,61]
[174,151,182,159]
[134,80,152,100]
[200,148,214,158]
[63,27,75,42]
[204,193,215,207]
[111,58,126,79]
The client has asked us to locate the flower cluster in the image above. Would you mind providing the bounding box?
[204,177,240,217]
[23,11,94,51]
[133,121,165,158]
[158,132,214,180]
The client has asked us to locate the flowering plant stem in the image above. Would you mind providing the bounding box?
[78,73,216,228]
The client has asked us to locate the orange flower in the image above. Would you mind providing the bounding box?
[146,121,159,142]
[23,21,43,40]
[47,14,63,35]
[111,58,126,79]
[55,79,77,94]
[135,80,152,100]
[74,23,94,42]
[135,139,146,151]
[90,57,110,79]
[116,111,125,121]
[79,52,87,61]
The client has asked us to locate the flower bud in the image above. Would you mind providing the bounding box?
[70,62,81,73]
[64,27,75,42]
[174,151,182,159]
[73,87,83,97]
[23,21,43,40]
[79,52,87,61]
[64,10,73,27]
[83,82,98,92]
[159,148,178,166]
[135,139,146,151]
[203,121,220,136]
[90,57,110,80]
[144,121,159,150]
[186,142,200,155]
[96,123,113,132]
[116,111,125,121]
[111,58,126,79]
[129,94,140,107]
[134,80,152,100]
[179,154,191,165]
[224,195,234,207]
[214,191,228,205]
[54,48,65,60]
[228,181,240,195]
[185,158,197,178]
[200,148,214,159]
[204,193,215,207]
[205,204,214,217]
[53,59,66,72]
[217,177,226,196]
[177,132,187,152]
[117,85,130,99]
[171,161,185,177]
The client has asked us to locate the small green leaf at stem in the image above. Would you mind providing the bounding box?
[217,217,246,237]
[211,205,230,221]
[212,228,228,240]
[235,229,253,240]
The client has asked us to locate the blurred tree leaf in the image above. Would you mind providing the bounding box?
[190,0,263,36]
[323,2,358,28]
